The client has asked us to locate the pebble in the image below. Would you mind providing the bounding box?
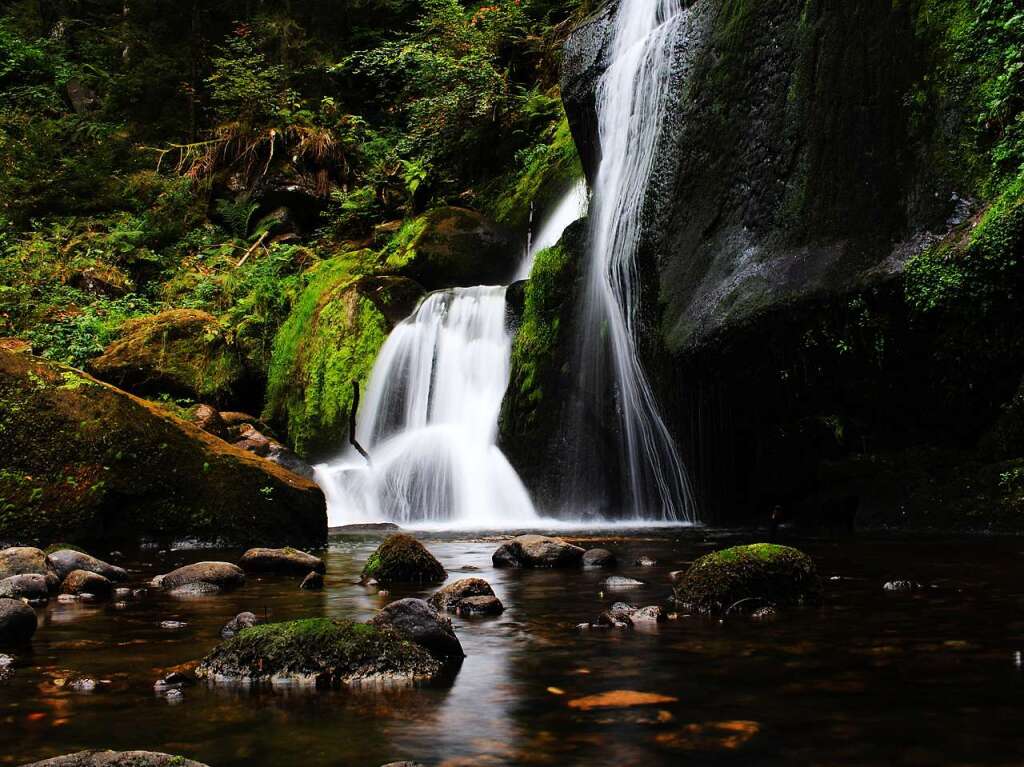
[635,556,657,567]
[883,580,920,592]
[160,620,187,630]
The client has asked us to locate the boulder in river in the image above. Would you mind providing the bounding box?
[0,547,58,591]
[60,570,114,599]
[673,543,821,615]
[361,534,446,586]
[157,562,245,595]
[299,571,324,591]
[0,573,49,603]
[0,597,37,645]
[428,578,496,612]
[20,751,210,767]
[582,548,617,568]
[370,598,464,663]
[196,617,441,686]
[492,535,585,569]
[455,595,504,617]
[239,547,325,576]
[221,611,259,639]
[48,550,128,583]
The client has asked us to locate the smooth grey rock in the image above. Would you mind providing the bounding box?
[0,598,36,645]
[370,598,464,662]
[221,611,258,639]
[582,548,617,568]
[48,550,128,583]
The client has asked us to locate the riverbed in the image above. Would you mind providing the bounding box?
[3,529,1024,766]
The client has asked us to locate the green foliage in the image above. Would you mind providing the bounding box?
[207,25,297,124]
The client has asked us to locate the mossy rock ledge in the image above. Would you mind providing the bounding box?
[360,534,446,586]
[673,544,821,615]
[195,618,441,687]
[0,350,326,548]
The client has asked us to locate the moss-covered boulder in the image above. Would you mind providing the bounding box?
[195,617,441,686]
[385,207,518,290]
[361,534,446,586]
[86,309,247,406]
[673,544,821,615]
[0,350,326,548]
[264,257,423,458]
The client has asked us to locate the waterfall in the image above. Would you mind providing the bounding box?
[515,179,589,281]
[569,0,697,522]
[315,286,540,527]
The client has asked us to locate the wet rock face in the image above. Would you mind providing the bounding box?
[20,750,210,767]
[0,597,37,645]
[582,548,617,568]
[361,535,446,586]
[0,547,58,591]
[60,570,114,599]
[428,578,496,612]
[196,617,441,687]
[674,544,821,615]
[157,562,246,595]
[221,611,259,639]
[455,595,503,617]
[239,547,326,576]
[370,598,465,663]
[0,573,49,602]
[48,550,127,583]
[492,535,585,569]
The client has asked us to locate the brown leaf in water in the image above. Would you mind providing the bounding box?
[567,690,678,710]
[547,686,565,695]
[656,720,761,751]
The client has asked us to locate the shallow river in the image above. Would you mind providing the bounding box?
[3,529,1024,766]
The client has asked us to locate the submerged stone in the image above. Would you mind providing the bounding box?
[221,611,259,639]
[299,571,324,590]
[582,548,617,568]
[673,544,821,615]
[196,617,441,687]
[361,535,446,586]
[0,598,37,646]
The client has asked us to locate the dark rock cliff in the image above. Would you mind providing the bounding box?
[515,0,1024,529]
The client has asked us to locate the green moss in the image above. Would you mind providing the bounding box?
[486,112,583,230]
[505,242,575,428]
[360,533,446,585]
[197,617,439,685]
[43,543,87,554]
[674,543,821,615]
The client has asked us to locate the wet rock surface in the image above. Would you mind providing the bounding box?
[370,598,464,663]
[582,548,617,568]
[60,570,114,599]
[20,751,210,766]
[221,611,259,639]
[492,535,585,569]
[48,550,128,583]
[455,595,503,617]
[0,598,37,645]
[0,573,49,602]
[157,562,245,595]
[299,571,324,591]
[239,547,325,576]
[427,578,495,612]
[0,547,58,591]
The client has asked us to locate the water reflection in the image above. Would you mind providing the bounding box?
[2,532,1024,765]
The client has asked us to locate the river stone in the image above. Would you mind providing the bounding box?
[0,573,49,602]
[221,611,259,639]
[370,598,464,662]
[61,570,113,599]
[196,617,441,686]
[582,548,617,568]
[19,751,210,766]
[673,543,821,615]
[239,547,326,576]
[48,550,128,583]
[299,571,324,590]
[0,653,12,682]
[427,578,495,611]
[361,534,446,586]
[455,595,504,616]
[0,547,58,591]
[491,535,585,569]
[158,562,245,594]
[0,597,37,645]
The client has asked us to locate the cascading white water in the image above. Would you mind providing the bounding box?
[515,179,589,281]
[571,0,697,522]
[315,285,540,527]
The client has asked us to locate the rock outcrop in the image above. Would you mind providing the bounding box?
[0,351,326,547]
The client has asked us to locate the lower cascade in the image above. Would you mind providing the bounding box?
[315,285,539,527]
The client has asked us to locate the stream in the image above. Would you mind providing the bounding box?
[4,530,1024,766]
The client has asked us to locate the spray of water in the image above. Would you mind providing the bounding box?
[570,0,697,522]
[515,179,589,281]
[315,286,540,527]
